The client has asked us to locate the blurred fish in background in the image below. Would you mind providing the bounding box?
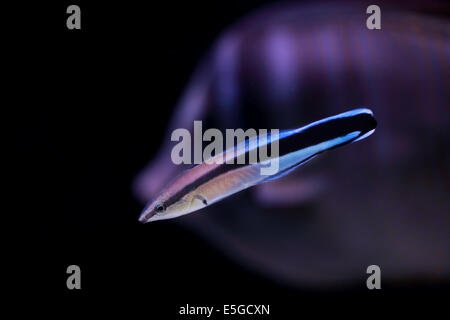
[134,1,450,286]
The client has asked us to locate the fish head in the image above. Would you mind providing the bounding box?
[138,192,193,223]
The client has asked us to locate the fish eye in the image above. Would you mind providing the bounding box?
[155,203,166,214]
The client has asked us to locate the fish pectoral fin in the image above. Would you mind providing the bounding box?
[194,194,208,206]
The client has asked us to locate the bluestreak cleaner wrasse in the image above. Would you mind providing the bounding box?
[139,108,376,223]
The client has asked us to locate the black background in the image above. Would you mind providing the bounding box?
[12,0,448,316]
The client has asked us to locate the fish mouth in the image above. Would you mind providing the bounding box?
[139,200,156,223]
[138,211,156,224]
[138,215,147,223]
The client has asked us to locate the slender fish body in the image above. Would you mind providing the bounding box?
[139,108,376,223]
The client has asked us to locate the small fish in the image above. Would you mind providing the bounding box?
[139,108,377,223]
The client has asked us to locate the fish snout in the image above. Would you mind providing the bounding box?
[138,210,156,224]
[138,214,147,224]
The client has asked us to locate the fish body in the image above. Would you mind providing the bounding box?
[139,108,376,223]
